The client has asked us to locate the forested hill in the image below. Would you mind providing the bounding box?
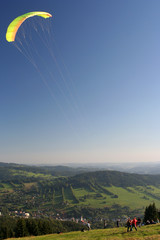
[1,162,160,187]
[69,170,160,188]
[0,162,97,181]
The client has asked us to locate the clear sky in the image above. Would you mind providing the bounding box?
[1,0,160,165]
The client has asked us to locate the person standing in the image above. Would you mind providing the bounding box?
[116,219,120,227]
[137,217,141,227]
[132,217,137,231]
[126,218,132,232]
[87,222,91,231]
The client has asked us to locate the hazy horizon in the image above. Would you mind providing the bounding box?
[1,160,160,167]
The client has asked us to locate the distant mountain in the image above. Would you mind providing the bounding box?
[0,162,98,180]
[67,162,160,175]
[1,161,160,185]
[68,170,160,188]
[2,161,160,175]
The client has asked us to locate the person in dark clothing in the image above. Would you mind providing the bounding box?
[126,218,132,232]
[137,217,141,227]
[116,219,120,227]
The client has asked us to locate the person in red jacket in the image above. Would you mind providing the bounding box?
[131,217,137,231]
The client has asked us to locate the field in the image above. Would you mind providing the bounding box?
[72,185,160,210]
[6,224,160,240]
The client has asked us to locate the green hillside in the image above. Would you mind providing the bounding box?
[0,162,96,179]
[1,164,160,219]
[6,224,160,240]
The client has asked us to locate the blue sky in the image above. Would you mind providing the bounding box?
[1,0,160,165]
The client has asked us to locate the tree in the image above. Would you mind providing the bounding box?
[15,218,28,238]
[26,219,39,236]
[143,203,159,223]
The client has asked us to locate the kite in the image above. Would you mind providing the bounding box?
[6,11,52,42]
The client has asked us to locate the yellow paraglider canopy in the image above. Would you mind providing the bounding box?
[6,11,52,42]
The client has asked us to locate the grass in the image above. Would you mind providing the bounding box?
[6,224,160,240]
[72,185,160,210]
[63,187,76,204]
[104,186,153,209]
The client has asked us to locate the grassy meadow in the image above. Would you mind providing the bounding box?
[72,185,160,210]
[6,224,160,240]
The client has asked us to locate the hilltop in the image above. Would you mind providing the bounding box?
[6,224,160,240]
[0,162,97,178]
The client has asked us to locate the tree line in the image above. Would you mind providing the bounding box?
[143,202,160,223]
[0,216,87,240]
